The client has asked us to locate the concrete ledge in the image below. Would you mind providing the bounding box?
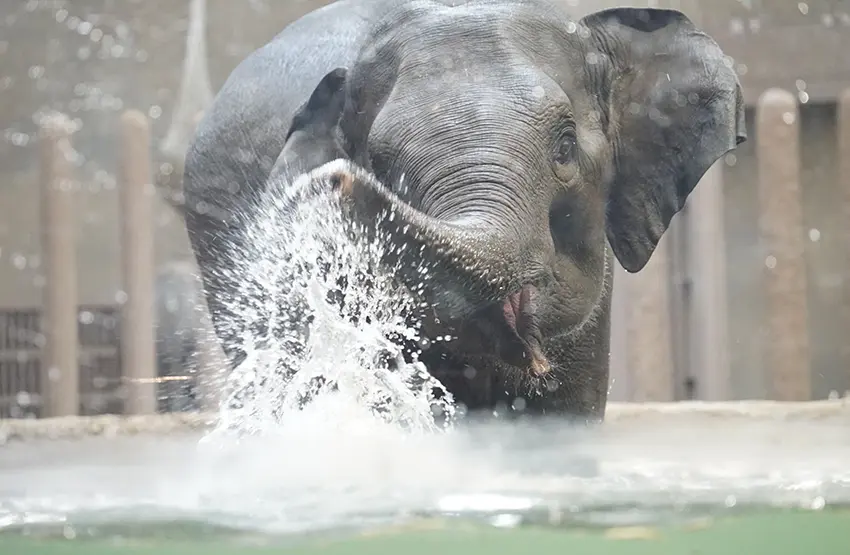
[0,412,216,443]
[1,400,847,443]
[604,399,850,420]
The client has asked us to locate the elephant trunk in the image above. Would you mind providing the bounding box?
[291,160,542,322]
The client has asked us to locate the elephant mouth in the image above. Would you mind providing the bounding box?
[417,284,552,378]
[501,284,551,376]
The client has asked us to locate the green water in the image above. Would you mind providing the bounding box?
[2,509,848,554]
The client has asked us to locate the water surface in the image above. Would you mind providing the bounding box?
[1,407,847,541]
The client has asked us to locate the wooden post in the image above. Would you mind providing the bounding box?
[756,89,810,401]
[39,113,79,417]
[687,160,731,400]
[120,110,157,414]
[623,234,675,402]
[839,89,850,393]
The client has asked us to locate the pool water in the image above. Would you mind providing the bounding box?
[1,409,848,552]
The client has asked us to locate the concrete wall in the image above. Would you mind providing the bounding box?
[722,103,850,400]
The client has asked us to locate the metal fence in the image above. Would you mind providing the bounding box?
[0,306,121,418]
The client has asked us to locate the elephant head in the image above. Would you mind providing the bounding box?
[274,4,745,384]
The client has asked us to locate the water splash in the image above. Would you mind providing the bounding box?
[205,161,456,440]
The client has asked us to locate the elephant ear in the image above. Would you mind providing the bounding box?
[272,49,398,184]
[580,8,746,273]
[270,68,350,183]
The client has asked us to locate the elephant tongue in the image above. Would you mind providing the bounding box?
[502,286,550,375]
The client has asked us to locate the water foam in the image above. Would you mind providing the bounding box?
[204,161,456,440]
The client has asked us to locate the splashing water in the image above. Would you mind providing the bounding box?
[205,161,456,440]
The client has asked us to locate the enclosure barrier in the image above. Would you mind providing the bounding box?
[119,111,157,415]
[39,113,79,418]
[756,90,810,401]
[602,86,850,404]
[1,85,850,419]
[0,399,846,442]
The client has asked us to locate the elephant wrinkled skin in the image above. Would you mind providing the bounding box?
[181,0,746,420]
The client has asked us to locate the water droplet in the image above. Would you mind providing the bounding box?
[798,2,809,15]
[490,514,521,528]
[808,228,820,242]
[765,255,777,269]
[27,65,44,79]
[12,253,26,270]
[782,112,796,125]
[729,19,744,34]
[16,391,31,407]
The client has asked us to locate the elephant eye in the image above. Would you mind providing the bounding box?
[555,132,577,166]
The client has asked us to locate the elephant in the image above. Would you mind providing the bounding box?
[180,0,746,420]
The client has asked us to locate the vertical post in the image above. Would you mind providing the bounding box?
[39,113,79,417]
[756,89,810,401]
[687,160,731,400]
[839,89,850,393]
[623,234,675,402]
[667,209,692,400]
[120,110,157,415]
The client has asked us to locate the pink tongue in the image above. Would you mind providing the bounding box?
[502,290,523,333]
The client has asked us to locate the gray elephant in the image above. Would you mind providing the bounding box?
[181,0,746,420]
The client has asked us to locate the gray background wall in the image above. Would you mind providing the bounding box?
[1,0,848,400]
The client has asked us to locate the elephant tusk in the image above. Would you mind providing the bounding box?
[528,345,551,376]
